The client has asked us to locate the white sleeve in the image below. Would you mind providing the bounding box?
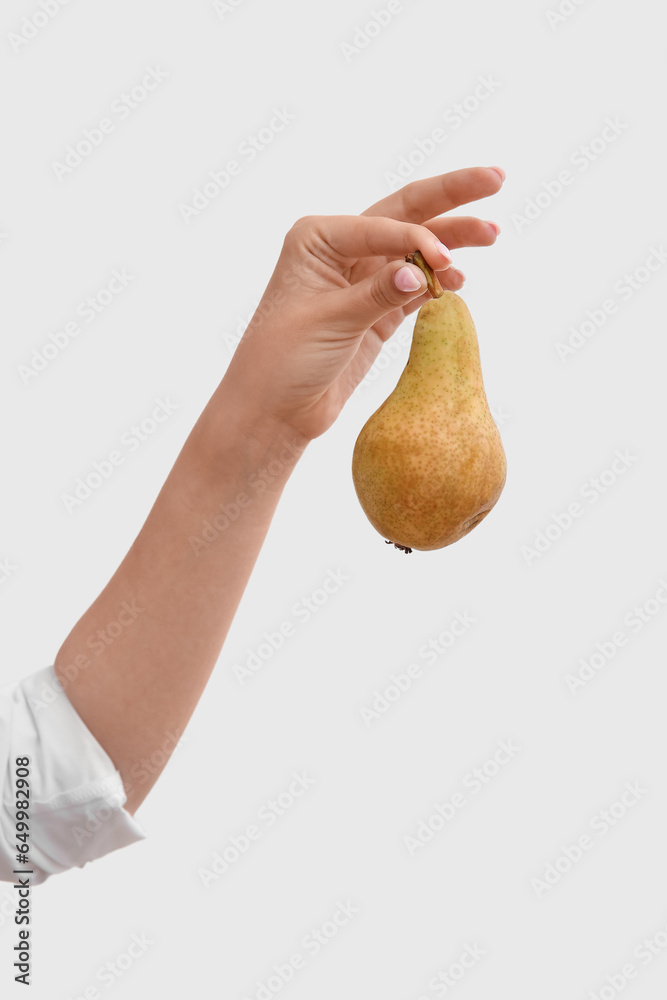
[0,665,147,885]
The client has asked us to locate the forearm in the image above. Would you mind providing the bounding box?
[53,376,306,813]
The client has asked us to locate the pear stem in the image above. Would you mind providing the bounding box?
[405,250,444,299]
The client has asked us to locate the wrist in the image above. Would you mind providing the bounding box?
[198,375,309,482]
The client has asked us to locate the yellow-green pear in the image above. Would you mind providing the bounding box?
[352,252,506,552]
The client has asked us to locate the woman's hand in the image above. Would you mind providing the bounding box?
[224,166,505,444]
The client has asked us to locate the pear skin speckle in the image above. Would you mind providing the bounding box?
[352,291,506,551]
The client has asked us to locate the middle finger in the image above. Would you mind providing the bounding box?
[426,214,500,249]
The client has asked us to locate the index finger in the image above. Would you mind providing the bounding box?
[310,215,452,271]
[362,167,505,223]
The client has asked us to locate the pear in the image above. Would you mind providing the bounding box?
[352,252,506,552]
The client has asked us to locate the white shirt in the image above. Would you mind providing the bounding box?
[0,665,146,885]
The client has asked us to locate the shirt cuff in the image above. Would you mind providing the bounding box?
[0,665,147,885]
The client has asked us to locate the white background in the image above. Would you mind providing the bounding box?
[2,0,667,997]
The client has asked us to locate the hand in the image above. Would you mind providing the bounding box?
[224,166,505,444]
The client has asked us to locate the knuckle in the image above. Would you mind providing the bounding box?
[406,222,429,253]
[289,214,318,235]
[399,181,421,218]
[285,215,334,257]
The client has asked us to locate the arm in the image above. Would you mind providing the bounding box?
[54,387,305,814]
[54,166,505,815]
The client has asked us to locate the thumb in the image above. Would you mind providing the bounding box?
[327,260,430,330]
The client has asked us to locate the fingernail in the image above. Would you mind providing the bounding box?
[485,220,501,235]
[489,166,506,182]
[452,269,466,283]
[435,239,452,264]
[394,265,424,292]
